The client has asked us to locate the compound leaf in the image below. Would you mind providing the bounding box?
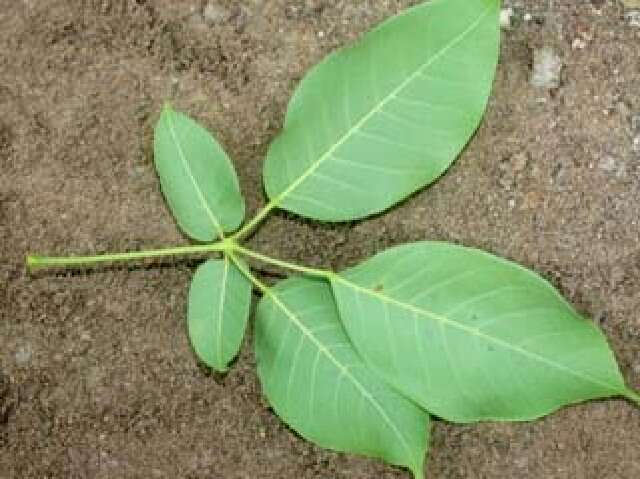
[154,106,245,241]
[255,277,429,478]
[188,257,251,371]
[330,242,629,423]
[263,0,501,221]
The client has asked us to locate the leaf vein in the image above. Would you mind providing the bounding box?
[164,111,224,237]
[272,4,495,206]
[216,256,230,367]
[266,290,416,460]
[333,276,622,394]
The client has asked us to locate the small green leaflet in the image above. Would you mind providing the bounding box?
[154,106,245,241]
[255,277,430,478]
[188,257,252,372]
[330,242,629,423]
[263,0,501,222]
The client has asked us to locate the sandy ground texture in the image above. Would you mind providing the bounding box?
[2,0,640,477]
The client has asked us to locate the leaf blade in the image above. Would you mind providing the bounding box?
[154,106,245,241]
[255,277,429,476]
[330,242,628,423]
[188,257,251,371]
[263,0,501,221]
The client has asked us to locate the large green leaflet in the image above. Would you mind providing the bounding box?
[188,257,252,371]
[255,277,429,477]
[263,0,500,221]
[154,106,245,241]
[330,242,630,423]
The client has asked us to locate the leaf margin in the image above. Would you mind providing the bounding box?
[154,104,245,241]
[329,241,629,423]
[262,0,502,222]
[187,255,252,372]
[254,275,430,477]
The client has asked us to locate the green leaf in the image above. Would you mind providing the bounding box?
[330,242,629,423]
[188,257,251,371]
[255,277,429,477]
[263,0,501,222]
[154,106,245,241]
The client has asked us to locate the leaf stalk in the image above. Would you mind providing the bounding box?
[227,252,269,294]
[26,238,331,283]
[231,200,279,242]
[232,244,333,279]
[26,241,230,271]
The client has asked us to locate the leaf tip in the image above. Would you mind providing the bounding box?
[203,358,230,374]
[411,463,425,479]
[625,388,640,407]
[196,355,230,374]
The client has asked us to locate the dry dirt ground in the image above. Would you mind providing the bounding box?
[1,0,640,477]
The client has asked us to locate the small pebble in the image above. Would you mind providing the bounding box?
[598,156,617,173]
[530,47,563,89]
[15,344,33,365]
[632,115,640,153]
[500,8,514,30]
[572,38,587,50]
[625,11,640,28]
[203,3,229,26]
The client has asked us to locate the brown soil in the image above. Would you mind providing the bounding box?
[2,0,639,477]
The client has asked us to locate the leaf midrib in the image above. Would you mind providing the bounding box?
[272,2,494,207]
[165,110,224,238]
[216,257,230,368]
[266,289,419,471]
[332,275,623,395]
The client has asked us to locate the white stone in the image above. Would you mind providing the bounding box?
[572,38,587,50]
[530,47,563,89]
[625,11,640,28]
[203,3,229,26]
[15,344,33,365]
[500,8,514,30]
[598,156,617,172]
